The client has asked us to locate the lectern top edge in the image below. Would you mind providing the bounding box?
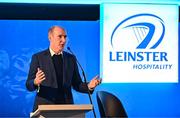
[30,104,93,118]
[38,104,93,111]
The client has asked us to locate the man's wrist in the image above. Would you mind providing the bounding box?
[33,79,40,92]
[88,84,94,91]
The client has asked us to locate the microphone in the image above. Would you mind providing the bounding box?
[67,47,96,118]
[67,47,85,79]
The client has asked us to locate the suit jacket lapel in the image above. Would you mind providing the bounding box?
[44,49,58,88]
[62,51,67,85]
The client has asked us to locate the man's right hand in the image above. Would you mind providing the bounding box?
[34,68,46,86]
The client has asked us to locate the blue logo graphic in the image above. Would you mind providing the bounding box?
[111,13,165,49]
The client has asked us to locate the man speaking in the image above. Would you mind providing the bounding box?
[26,25,101,111]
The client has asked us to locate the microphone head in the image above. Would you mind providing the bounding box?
[67,47,70,50]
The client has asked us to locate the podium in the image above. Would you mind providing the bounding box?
[30,104,92,118]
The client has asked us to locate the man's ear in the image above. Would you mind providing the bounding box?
[48,34,51,41]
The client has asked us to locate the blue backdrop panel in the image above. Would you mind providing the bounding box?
[0,20,99,117]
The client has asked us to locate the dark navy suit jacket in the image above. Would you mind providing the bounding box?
[26,49,89,111]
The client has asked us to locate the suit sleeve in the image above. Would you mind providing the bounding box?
[26,54,39,91]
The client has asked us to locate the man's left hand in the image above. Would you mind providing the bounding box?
[88,75,102,90]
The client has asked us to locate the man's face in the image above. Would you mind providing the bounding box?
[49,27,67,53]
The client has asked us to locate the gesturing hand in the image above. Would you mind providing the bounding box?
[34,68,46,86]
[88,75,102,90]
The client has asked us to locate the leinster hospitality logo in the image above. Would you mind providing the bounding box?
[109,13,172,70]
[111,13,165,50]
